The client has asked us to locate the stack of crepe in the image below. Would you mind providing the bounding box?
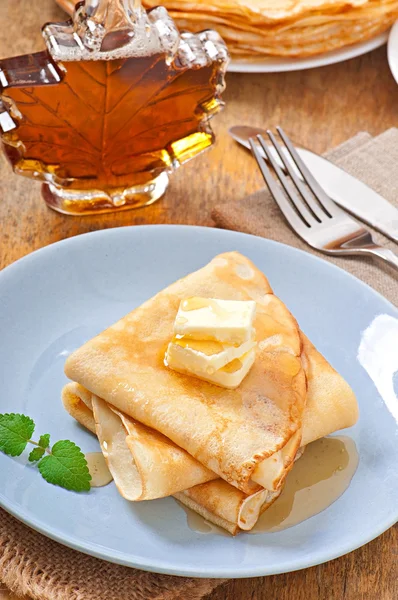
[141,0,398,58]
[63,252,358,535]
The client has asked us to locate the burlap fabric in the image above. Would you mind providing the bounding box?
[212,129,398,306]
[0,509,224,599]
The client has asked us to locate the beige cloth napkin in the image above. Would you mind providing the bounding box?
[0,509,224,599]
[212,129,398,306]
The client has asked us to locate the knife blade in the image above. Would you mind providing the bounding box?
[229,125,398,243]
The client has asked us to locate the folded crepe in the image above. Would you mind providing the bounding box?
[63,383,279,533]
[63,328,357,534]
[63,251,358,534]
[62,383,217,500]
[65,252,309,495]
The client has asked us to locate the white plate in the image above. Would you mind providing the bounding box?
[0,225,397,577]
[229,33,388,73]
[388,21,398,83]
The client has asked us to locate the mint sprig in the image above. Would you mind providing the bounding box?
[0,414,35,456]
[0,413,91,492]
[39,440,91,492]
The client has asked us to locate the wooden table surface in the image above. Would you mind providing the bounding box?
[0,1,397,599]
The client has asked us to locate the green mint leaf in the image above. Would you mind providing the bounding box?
[29,447,45,462]
[38,440,91,492]
[0,414,35,456]
[38,433,50,449]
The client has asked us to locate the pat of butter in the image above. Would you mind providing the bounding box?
[166,337,256,374]
[174,297,256,344]
[167,348,256,389]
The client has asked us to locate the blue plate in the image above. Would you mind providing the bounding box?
[0,225,397,578]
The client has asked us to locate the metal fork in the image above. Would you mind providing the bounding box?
[249,127,398,272]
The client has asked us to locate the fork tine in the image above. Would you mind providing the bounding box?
[257,135,317,227]
[276,127,342,218]
[249,137,309,235]
[265,130,326,223]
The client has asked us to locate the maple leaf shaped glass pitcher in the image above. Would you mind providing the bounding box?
[0,0,229,215]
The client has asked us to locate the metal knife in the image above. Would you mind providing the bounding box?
[229,125,398,243]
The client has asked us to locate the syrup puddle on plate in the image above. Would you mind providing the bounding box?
[85,452,113,487]
[251,435,358,533]
[179,435,358,535]
[177,503,230,536]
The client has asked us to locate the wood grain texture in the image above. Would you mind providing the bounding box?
[0,2,397,600]
[0,585,25,600]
